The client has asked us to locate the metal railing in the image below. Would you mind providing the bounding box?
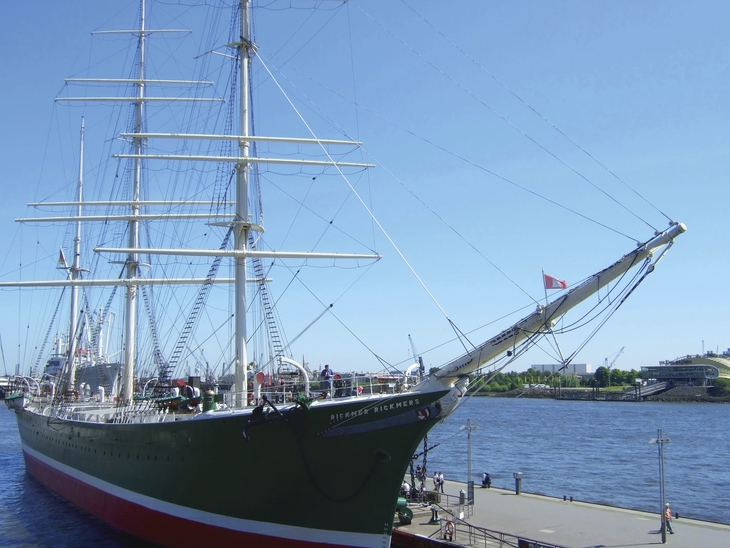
[400,486,566,548]
[434,507,568,548]
[234,372,420,406]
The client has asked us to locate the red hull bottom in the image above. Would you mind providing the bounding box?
[24,449,385,548]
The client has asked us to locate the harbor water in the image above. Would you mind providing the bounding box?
[421,396,730,525]
[0,408,151,548]
[1,397,728,546]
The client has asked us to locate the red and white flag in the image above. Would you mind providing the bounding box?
[543,273,567,290]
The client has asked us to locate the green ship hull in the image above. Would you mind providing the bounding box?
[14,389,449,547]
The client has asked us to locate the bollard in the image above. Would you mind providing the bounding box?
[202,389,216,412]
[513,472,523,495]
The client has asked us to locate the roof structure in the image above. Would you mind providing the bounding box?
[667,355,730,379]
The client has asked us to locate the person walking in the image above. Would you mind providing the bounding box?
[664,503,674,534]
[438,471,445,493]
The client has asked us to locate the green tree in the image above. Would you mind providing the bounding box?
[613,369,627,385]
[562,375,580,388]
[470,376,487,392]
[625,369,639,385]
[711,377,730,397]
[594,366,610,387]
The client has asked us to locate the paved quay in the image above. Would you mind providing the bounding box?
[393,481,730,547]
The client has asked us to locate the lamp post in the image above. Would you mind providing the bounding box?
[649,429,671,544]
[459,419,477,507]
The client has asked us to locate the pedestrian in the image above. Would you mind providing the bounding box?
[320,365,334,395]
[433,471,439,491]
[438,471,445,493]
[664,503,674,534]
[321,364,334,381]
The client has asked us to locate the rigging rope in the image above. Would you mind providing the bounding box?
[32,288,67,375]
[162,226,234,385]
[397,0,673,227]
[257,54,457,331]
[355,1,662,237]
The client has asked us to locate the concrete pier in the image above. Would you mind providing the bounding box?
[393,481,730,547]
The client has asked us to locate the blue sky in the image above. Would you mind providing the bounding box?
[0,1,727,377]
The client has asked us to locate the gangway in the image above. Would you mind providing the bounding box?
[622,381,668,400]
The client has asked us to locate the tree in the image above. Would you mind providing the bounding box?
[594,366,610,387]
[562,374,580,388]
[711,377,730,397]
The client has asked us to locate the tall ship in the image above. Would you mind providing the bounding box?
[3,1,685,547]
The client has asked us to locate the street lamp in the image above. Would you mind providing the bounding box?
[649,429,671,544]
[459,419,477,508]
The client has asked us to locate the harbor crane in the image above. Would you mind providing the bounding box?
[604,346,625,387]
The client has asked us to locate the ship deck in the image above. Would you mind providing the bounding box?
[393,480,730,547]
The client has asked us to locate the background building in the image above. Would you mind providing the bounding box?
[531,363,593,376]
[640,364,719,386]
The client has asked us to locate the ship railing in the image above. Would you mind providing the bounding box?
[50,404,171,424]
[214,372,421,408]
[118,407,171,424]
[257,372,419,403]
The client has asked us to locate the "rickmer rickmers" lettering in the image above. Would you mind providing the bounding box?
[330,398,421,423]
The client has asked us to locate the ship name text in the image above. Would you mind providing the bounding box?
[330,398,421,423]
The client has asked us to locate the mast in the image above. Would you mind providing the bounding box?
[65,118,85,389]
[3,0,377,401]
[121,0,146,404]
[234,0,252,408]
